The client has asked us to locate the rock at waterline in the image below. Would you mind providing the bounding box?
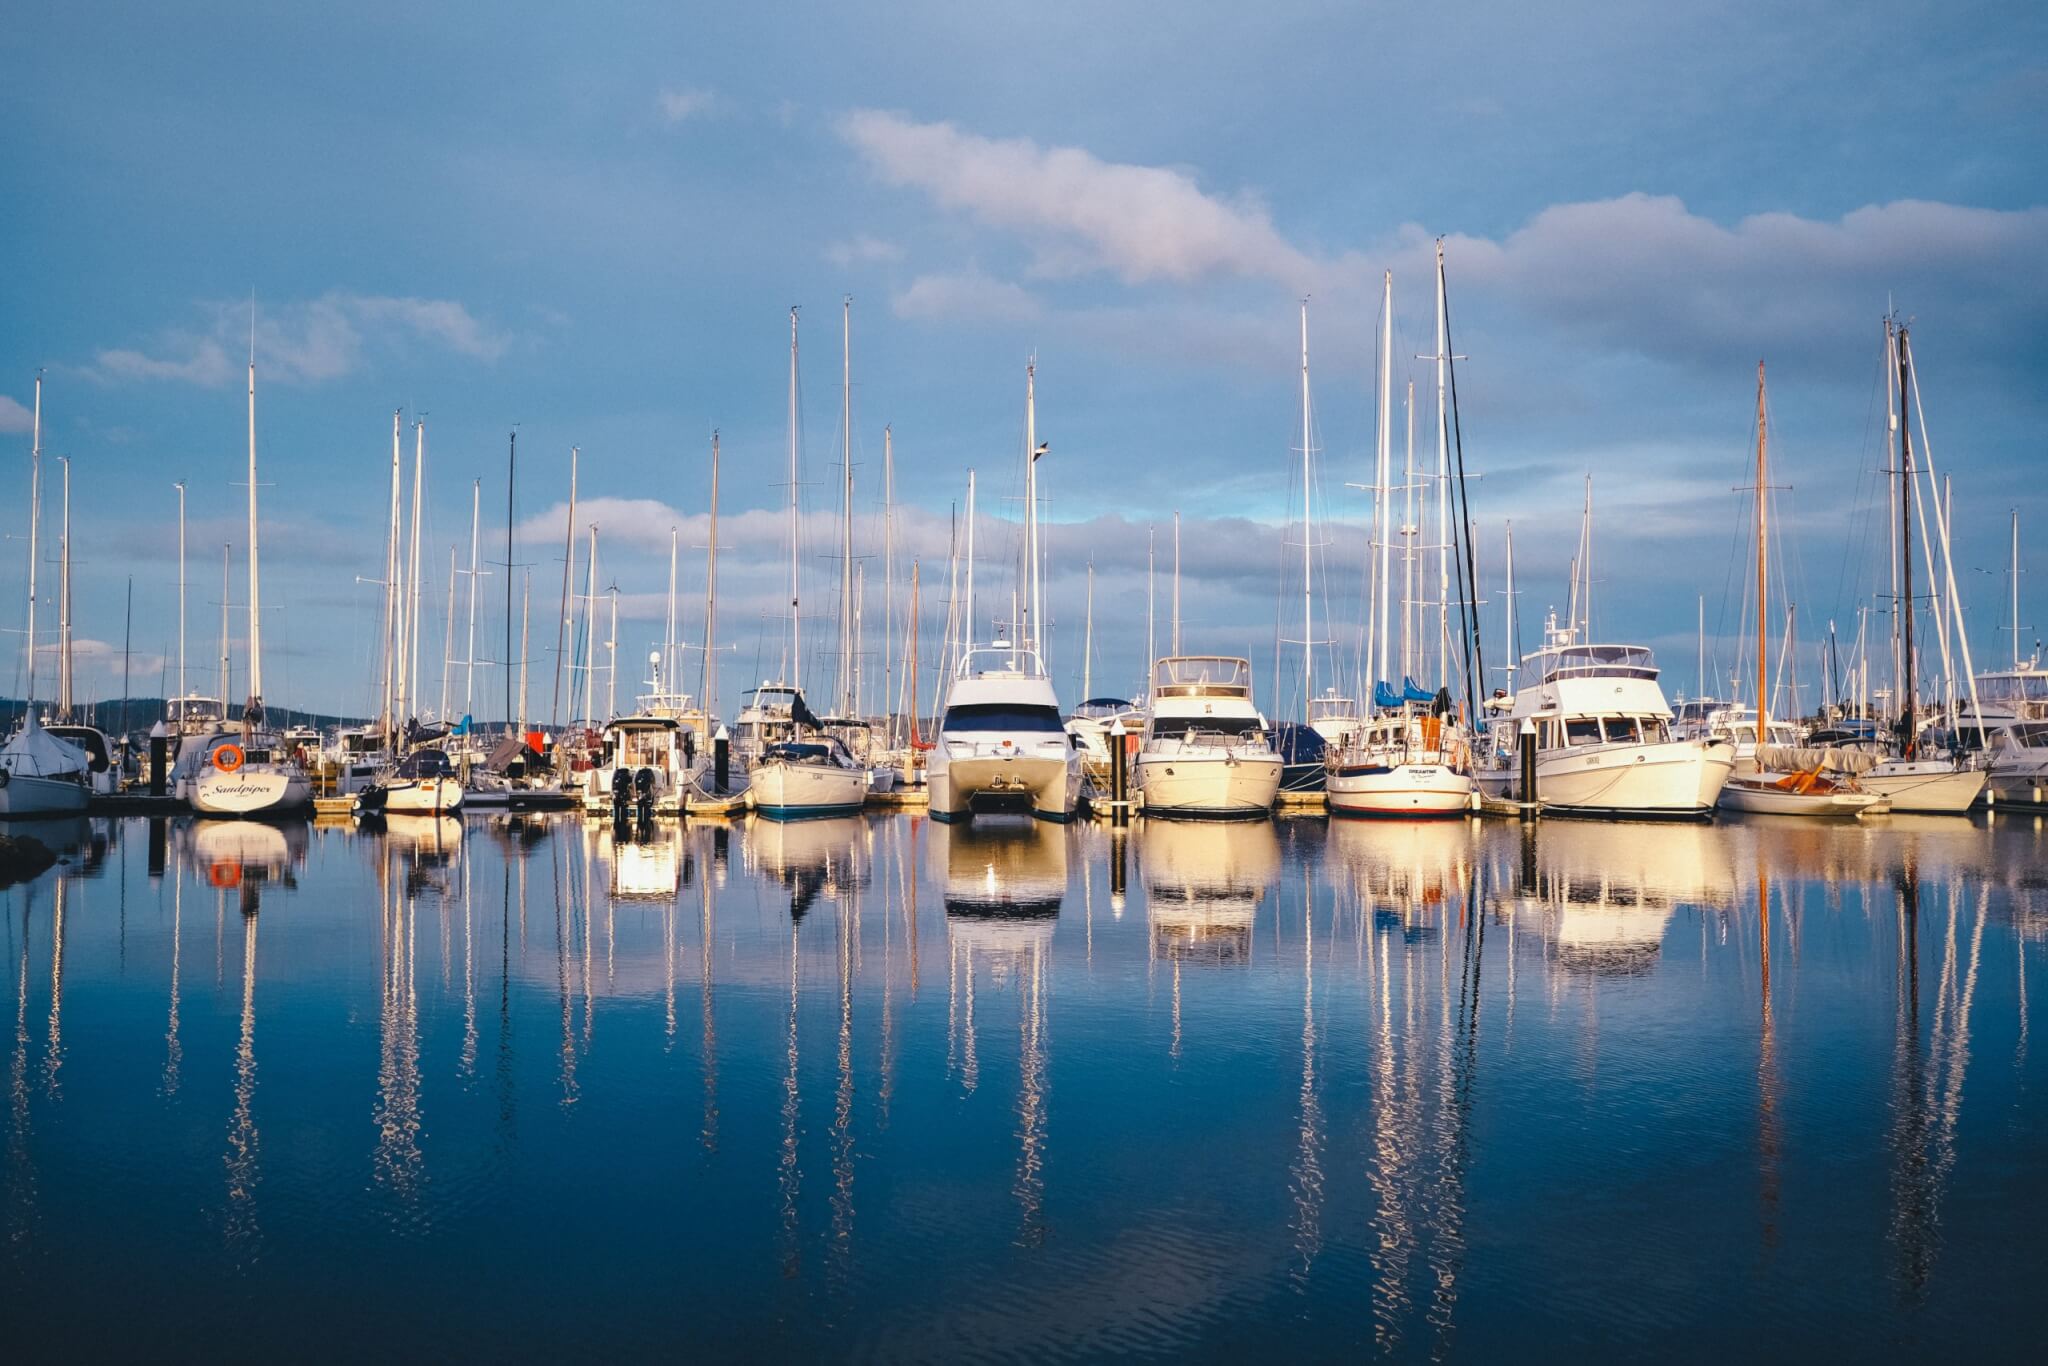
[0,833,58,887]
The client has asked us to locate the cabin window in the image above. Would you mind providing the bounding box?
[942,703,1066,734]
[1564,719,1602,747]
[1604,717,1640,744]
[1150,716,1264,740]
[1643,719,1671,743]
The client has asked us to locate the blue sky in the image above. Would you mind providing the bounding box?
[4,1,2044,722]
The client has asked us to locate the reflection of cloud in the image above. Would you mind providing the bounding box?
[88,292,511,388]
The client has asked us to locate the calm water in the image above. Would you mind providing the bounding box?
[4,809,2046,1361]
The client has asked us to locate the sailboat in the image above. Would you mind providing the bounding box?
[1718,363,1887,818]
[749,307,869,820]
[173,323,312,817]
[927,359,1082,823]
[1326,258,1474,816]
[1,376,92,817]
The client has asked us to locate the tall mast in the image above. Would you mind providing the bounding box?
[2015,508,2024,670]
[964,470,976,654]
[1885,319,1901,705]
[440,547,457,721]
[606,585,618,722]
[883,425,895,742]
[58,456,71,719]
[1374,270,1393,695]
[1402,378,1414,682]
[700,431,721,719]
[1756,362,1770,739]
[906,560,921,744]
[1299,300,1313,716]
[219,542,231,706]
[245,318,263,717]
[1434,241,1451,686]
[1503,521,1517,689]
[465,477,481,722]
[788,307,802,687]
[551,444,577,728]
[1172,510,1181,655]
[581,524,599,722]
[1026,358,1044,664]
[23,374,39,707]
[382,409,401,744]
[664,525,678,696]
[1083,561,1094,700]
[839,296,854,715]
[518,570,530,735]
[505,430,516,736]
[1897,326,1917,758]
[177,483,187,704]
[1146,526,1155,674]
[403,418,425,722]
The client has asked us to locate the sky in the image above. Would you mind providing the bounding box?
[3,1,2045,725]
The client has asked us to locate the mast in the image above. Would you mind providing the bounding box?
[664,526,678,697]
[1172,511,1181,655]
[1756,362,1770,740]
[551,444,577,728]
[219,543,231,706]
[518,569,530,735]
[24,374,39,707]
[1083,562,1094,700]
[839,296,854,715]
[505,430,516,737]
[964,470,976,655]
[1402,377,1414,682]
[58,456,71,719]
[606,585,618,722]
[382,410,402,745]
[1299,300,1313,716]
[883,425,895,744]
[788,307,802,687]
[1434,242,1451,686]
[700,431,721,719]
[906,560,921,744]
[2015,509,2024,670]
[1886,319,1901,706]
[1897,327,1917,758]
[1026,358,1044,664]
[465,477,481,723]
[1373,270,1393,696]
[175,479,186,705]
[581,524,599,722]
[1146,526,1155,675]
[245,320,263,720]
[1503,521,1517,690]
[439,547,457,721]
[404,418,425,723]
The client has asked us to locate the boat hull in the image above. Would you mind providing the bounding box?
[1482,740,1733,819]
[0,771,90,818]
[1860,761,1986,814]
[1327,762,1473,817]
[187,765,312,818]
[928,752,1079,822]
[1134,753,1283,819]
[748,761,867,820]
[360,776,465,815]
[1718,776,1889,818]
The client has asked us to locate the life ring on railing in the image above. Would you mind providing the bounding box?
[213,744,245,773]
[207,862,243,889]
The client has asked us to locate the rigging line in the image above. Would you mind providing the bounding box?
[1440,254,1484,726]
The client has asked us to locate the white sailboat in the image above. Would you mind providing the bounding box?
[928,360,1082,822]
[749,307,868,820]
[177,324,312,818]
[1719,363,1887,818]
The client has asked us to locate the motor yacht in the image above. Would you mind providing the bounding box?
[929,646,1082,822]
[1132,656,1283,819]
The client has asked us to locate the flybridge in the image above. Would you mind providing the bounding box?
[1515,644,1659,692]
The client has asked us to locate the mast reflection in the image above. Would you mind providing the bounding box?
[222,906,261,1264]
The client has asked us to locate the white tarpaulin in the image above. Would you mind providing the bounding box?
[0,711,91,779]
[1757,743,1881,776]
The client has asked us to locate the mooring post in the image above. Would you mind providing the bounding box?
[1518,717,1538,820]
[1109,717,1129,825]
[713,724,730,795]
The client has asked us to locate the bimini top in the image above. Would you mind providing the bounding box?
[1514,644,1659,693]
[1151,656,1252,698]
[393,748,454,780]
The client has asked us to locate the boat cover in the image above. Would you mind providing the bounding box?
[1757,744,1880,776]
[0,711,90,779]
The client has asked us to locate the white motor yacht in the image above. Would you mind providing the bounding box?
[930,646,1082,823]
[1132,656,1283,819]
[1671,701,1802,777]
[583,713,693,817]
[1065,696,1142,787]
[1959,664,2048,808]
[0,710,91,817]
[1473,626,1733,818]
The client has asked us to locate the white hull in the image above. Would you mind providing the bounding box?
[929,752,1080,821]
[187,765,313,817]
[1134,752,1282,819]
[1327,762,1473,817]
[366,776,465,815]
[749,760,867,818]
[1718,775,1889,818]
[1481,740,1732,818]
[1860,761,1985,814]
[0,771,90,818]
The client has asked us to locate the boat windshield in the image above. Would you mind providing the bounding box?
[1072,698,1136,720]
[1516,644,1659,692]
[1976,670,2048,709]
[943,703,1065,734]
[1151,656,1252,697]
[1150,716,1265,741]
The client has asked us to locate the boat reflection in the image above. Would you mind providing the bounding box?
[222,906,262,1264]
[751,815,864,921]
[1326,817,1471,942]
[176,818,306,916]
[598,819,689,902]
[1505,821,1736,976]
[935,814,1066,918]
[1140,817,1278,965]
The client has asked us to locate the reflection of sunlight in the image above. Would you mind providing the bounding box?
[223,911,261,1265]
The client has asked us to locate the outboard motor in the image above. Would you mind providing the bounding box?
[610,765,632,814]
[635,766,656,821]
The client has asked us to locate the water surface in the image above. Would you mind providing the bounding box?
[5,810,2045,1361]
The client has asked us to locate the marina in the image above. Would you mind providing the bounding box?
[3,806,2045,1358]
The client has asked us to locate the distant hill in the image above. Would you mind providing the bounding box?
[0,698,370,742]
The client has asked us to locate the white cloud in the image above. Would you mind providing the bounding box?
[892,269,1042,323]
[656,87,715,123]
[838,109,1321,288]
[89,292,511,387]
[825,234,905,267]
[0,394,36,433]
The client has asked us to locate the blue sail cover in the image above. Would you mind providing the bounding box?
[1372,680,1403,710]
[1402,677,1435,704]
[1373,678,1439,709]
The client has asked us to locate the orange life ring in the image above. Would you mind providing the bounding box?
[208,863,243,889]
[213,744,245,773]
